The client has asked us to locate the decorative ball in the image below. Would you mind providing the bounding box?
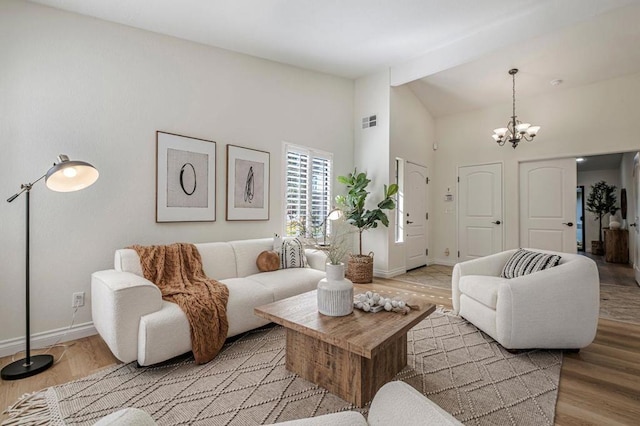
[384,302,392,311]
[256,251,280,272]
[362,302,371,312]
[391,300,399,308]
[365,291,373,298]
[398,301,406,309]
[355,301,363,309]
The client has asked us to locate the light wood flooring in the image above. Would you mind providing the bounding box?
[2,277,639,425]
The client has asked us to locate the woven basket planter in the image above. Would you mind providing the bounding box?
[346,252,374,283]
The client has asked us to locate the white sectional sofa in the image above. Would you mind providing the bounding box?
[91,238,327,366]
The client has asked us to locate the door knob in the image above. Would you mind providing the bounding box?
[406,220,414,224]
[491,220,501,225]
[562,222,574,227]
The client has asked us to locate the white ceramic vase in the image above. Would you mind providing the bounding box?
[317,263,354,316]
[610,215,621,230]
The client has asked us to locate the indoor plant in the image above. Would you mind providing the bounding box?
[586,180,618,255]
[335,169,398,283]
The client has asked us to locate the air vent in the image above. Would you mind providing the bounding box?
[362,115,377,129]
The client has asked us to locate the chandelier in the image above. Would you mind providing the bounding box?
[492,68,540,148]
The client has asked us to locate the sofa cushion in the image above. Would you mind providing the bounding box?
[268,412,367,425]
[137,277,274,366]
[280,238,307,268]
[247,268,325,300]
[501,248,561,279]
[114,242,238,281]
[229,238,274,277]
[222,277,274,336]
[195,242,238,280]
[368,381,463,426]
[458,275,507,309]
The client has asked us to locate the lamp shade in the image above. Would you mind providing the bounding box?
[45,154,99,192]
[327,208,343,221]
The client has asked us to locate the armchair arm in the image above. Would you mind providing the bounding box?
[452,250,516,313]
[91,270,163,362]
[496,257,599,348]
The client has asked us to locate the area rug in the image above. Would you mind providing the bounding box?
[3,310,562,426]
[600,284,640,324]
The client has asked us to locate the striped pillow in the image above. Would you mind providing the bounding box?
[280,238,307,269]
[501,249,561,279]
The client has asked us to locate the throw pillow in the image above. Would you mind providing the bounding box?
[257,251,280,272]
[280,238,307,269]
[501,248,562,279]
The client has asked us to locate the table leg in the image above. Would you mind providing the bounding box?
[285,329,407,407]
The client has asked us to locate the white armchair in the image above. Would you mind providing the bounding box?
[452,249,599,350]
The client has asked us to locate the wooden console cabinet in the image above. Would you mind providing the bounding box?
[604,229,629,263]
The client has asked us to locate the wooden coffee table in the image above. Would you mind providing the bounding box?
[254,290,435,407]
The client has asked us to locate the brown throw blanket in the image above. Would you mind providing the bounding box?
[131,243,229,364]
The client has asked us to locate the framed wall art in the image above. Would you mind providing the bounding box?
[226,144,270,221]
[156,131,216,222]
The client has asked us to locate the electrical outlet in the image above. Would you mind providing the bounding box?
[72,292,85,308]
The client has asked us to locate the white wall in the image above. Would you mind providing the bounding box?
[390,85,435,272]
[0,1,354,344]
[353,70,391,272]
[578,169,622,251]
[433,72,640,261]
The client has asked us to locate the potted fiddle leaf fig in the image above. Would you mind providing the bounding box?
[585,180,617,255]
[335,169,398,283]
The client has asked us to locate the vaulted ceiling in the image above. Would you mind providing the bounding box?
[30,0,640,116]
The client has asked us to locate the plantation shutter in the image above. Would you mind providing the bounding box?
[284,144,332,237]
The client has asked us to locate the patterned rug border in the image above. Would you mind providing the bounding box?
[3,308,563,426]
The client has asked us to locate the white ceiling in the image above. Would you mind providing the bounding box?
[577,153,625,172]
[29,0,640,116]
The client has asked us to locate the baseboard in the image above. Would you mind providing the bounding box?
[373,266,407,278]
[0,322,97,358]
[430,257,457,267]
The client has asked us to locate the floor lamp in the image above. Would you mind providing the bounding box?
[1,155,99,381]
[322,208,343,246]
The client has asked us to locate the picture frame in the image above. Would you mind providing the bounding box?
[156,131,216,222]
[226,144,270,221]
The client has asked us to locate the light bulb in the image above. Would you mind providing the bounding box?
[63,167,77,178]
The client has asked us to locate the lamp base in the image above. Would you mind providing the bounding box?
[1,354,54,380]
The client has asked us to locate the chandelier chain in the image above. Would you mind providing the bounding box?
[512,71,516,121]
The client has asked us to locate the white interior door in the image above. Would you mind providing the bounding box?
[632,154,640,285]
[519,158,577,252]
[458,163,503,261]
[405,162,428,270]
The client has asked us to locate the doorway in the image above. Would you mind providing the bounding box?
[519,158,577,252]
[577,186,585,251]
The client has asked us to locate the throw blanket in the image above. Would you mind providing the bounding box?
[131,243,229,364]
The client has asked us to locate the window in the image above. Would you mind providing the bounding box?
[284,144,333,238]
